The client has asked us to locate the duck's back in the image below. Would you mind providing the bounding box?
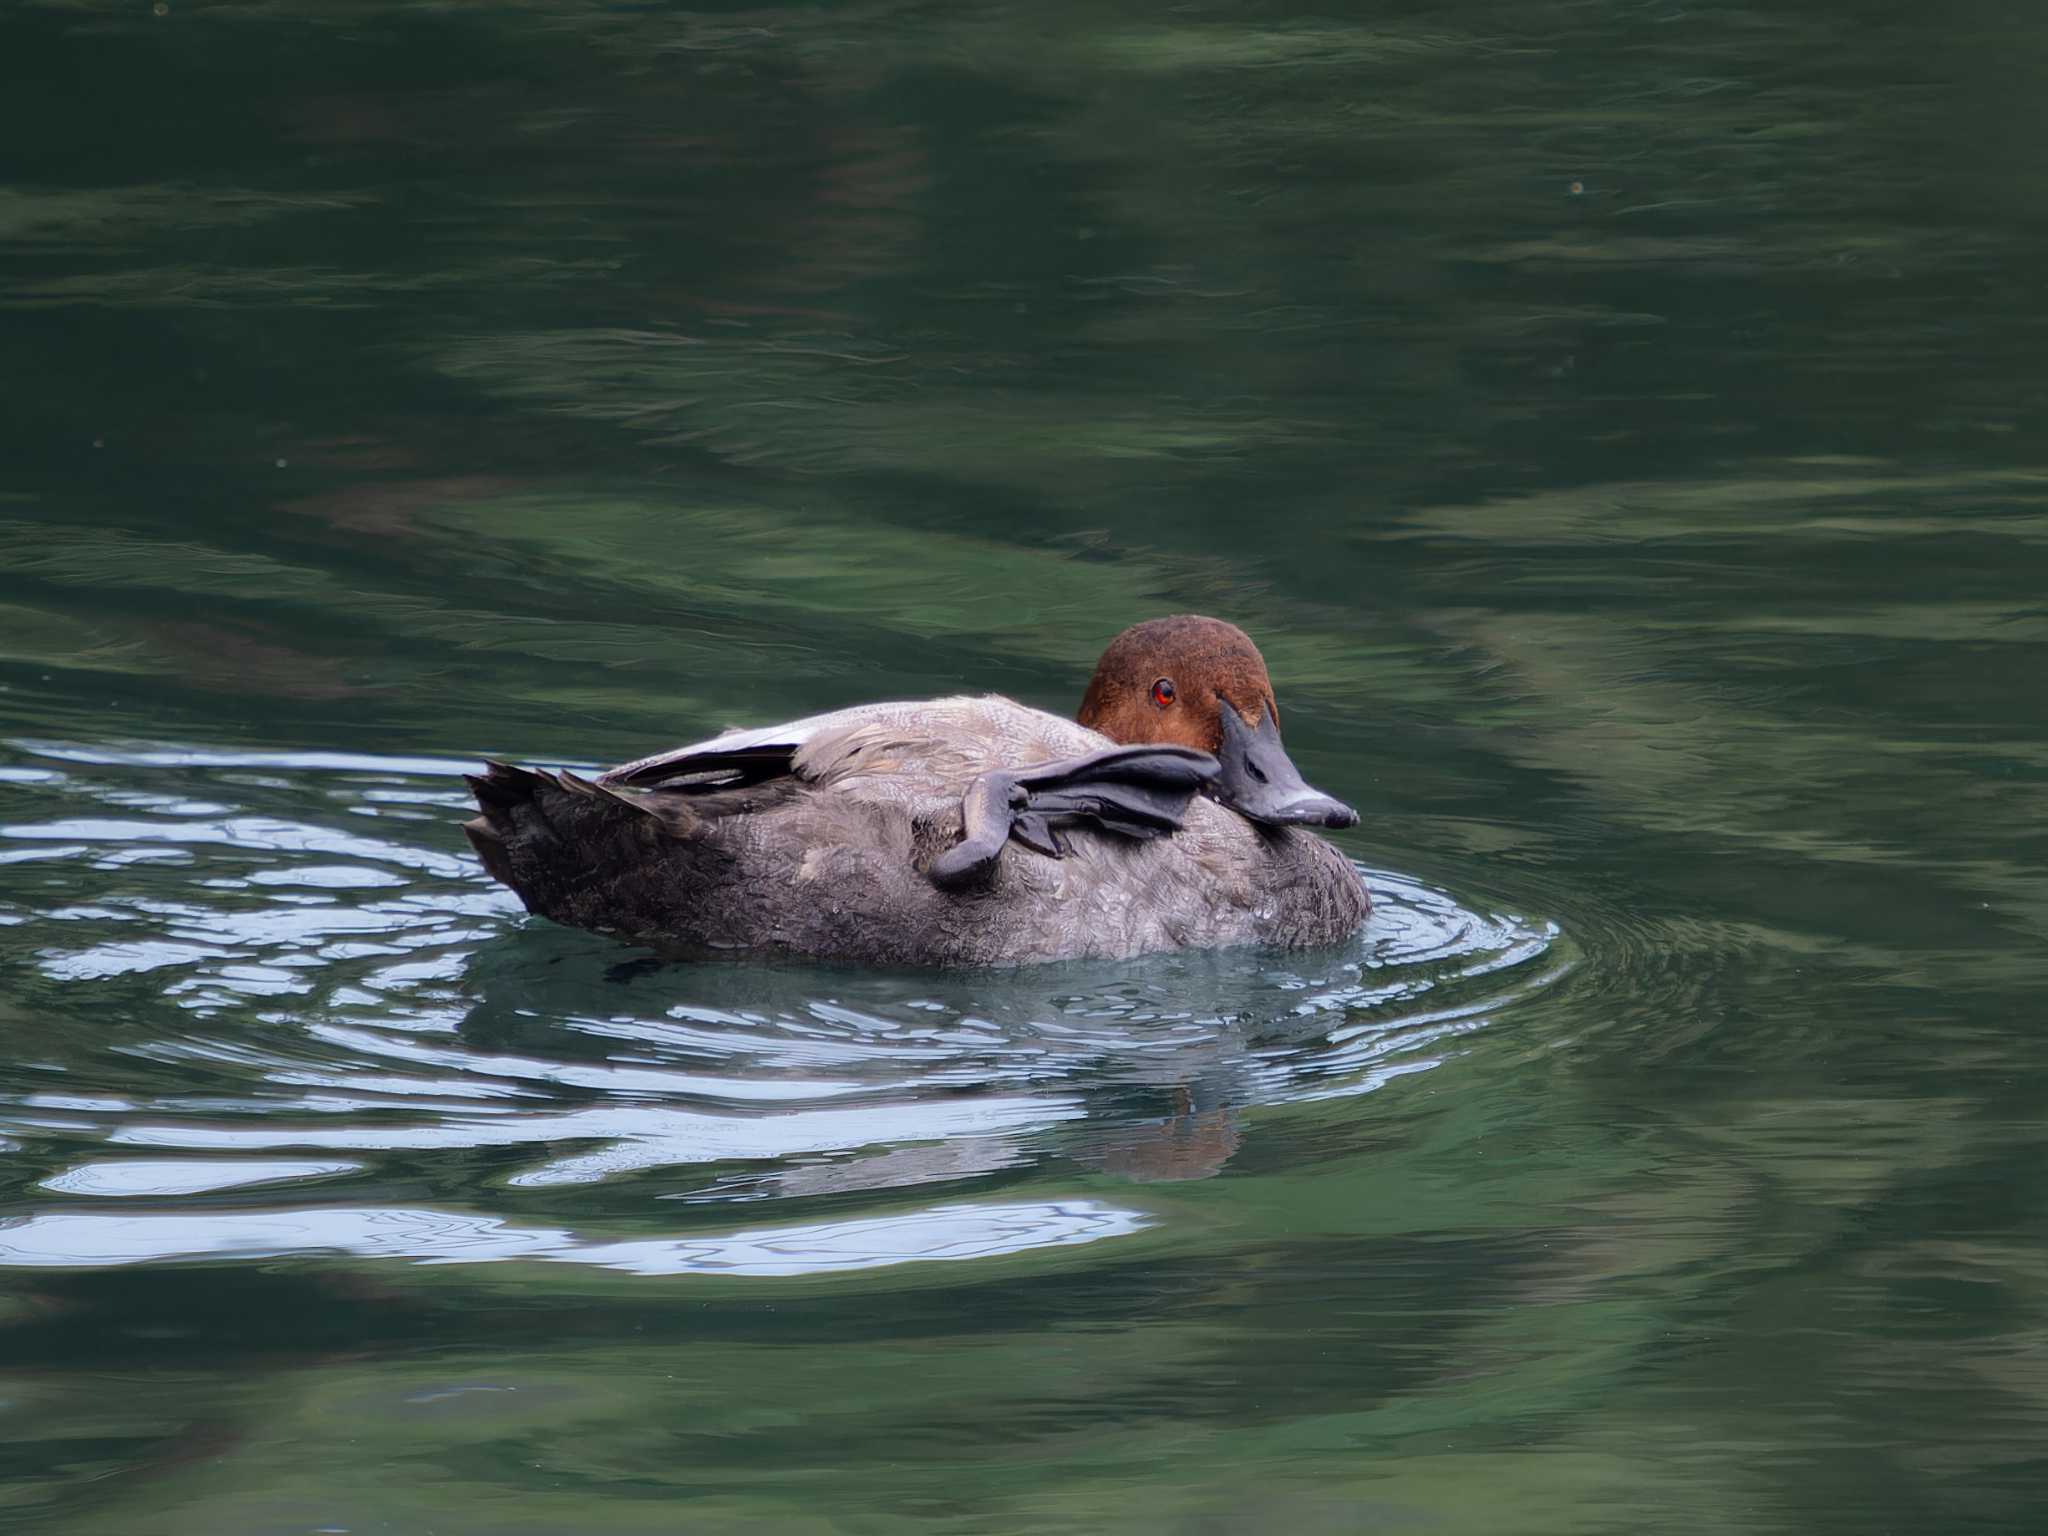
[466,695,1367,966]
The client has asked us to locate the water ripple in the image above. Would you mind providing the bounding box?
[0,739,1564,1271]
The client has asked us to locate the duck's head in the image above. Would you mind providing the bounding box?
[1076,615,1359,830]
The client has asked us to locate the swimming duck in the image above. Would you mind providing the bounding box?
[464,615,1369,966]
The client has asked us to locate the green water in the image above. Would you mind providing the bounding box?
[4,1,2047,1530]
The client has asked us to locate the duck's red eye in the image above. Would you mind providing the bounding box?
[1150,677,1176,708]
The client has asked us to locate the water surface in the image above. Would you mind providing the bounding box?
[4,1,2047,1531]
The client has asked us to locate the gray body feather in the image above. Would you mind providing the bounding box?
[466,695,1368,967]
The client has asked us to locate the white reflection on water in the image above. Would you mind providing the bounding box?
[0,1199,1147,1275]
[104,1094,1082,1187]
[13,741,482,777]
[39,1157,362,1197]
[6,814,471,878]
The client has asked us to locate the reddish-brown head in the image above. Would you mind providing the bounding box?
[1077,615,1276,751]
[1076,616,1358,830]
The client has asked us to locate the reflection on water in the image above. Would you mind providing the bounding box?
[0,740,1558,1268]
[38,1158,362,1198]
[0,1198,1148,1276]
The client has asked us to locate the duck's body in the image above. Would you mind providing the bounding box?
[466,619,1370,968]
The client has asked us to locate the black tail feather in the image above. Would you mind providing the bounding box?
[462,759,718,939]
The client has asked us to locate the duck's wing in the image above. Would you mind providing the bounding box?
[596,698,1219,886]
[599,705,906,792]
[929,744,1221,888]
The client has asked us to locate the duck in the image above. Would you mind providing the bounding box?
[463,615,1369,967]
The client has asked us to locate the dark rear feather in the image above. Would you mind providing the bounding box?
[463,762,703,931]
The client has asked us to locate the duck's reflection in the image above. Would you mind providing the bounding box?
[440,901,1520,1194]
[1087,1092,1243,1185]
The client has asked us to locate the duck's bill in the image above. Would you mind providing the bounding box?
[1212,702,1360,830]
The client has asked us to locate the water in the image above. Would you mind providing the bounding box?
[4,1,2047,1530]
